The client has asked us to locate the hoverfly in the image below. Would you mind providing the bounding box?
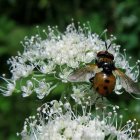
[68,42,140,97]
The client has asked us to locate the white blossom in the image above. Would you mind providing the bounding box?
[21,80,34,97]
[34,79,57,99]
[0,76,16,96]
[18,100,140,140]
[0,23,139,98]
[70,85,98,105]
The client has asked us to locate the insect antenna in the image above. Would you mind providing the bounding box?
[105,41,107,50]
[107,43,111,50]
[100,29,112,51]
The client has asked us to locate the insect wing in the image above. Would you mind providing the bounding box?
[114,69,140,94]
[68,64,101,82]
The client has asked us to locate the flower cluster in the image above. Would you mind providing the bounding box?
[0,22,140,140]
[0,23,139,98]
[18,100,140,140]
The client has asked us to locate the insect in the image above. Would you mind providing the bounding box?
[68,42,140,97]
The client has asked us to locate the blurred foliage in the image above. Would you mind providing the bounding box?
[0,0,140,139]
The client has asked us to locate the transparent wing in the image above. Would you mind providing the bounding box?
[114,69,140,94]
[68,64,101,82]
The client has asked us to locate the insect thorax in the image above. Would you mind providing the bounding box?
[96,58,115,74]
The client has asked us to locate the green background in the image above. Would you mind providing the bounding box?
[0,0,140,139]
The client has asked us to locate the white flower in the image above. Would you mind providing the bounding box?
[18,100,140,140]
[34,79,57,99]
[0,22,139,98]
[0,76,16,96]
[20,78,57,98]
[7,56,34,80]
[39,61,56,74]
[71,85,98,105]
[21,80,34,97]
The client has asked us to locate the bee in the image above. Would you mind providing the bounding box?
[68,42,140,97]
